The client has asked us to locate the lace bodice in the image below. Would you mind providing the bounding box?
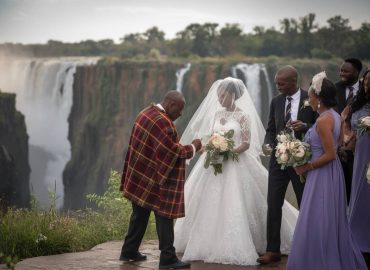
[212,109,251,146]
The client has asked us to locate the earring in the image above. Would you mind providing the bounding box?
[317,101,321,110]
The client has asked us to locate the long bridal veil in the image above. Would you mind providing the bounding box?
[180,77,265,159]
[176,77,298,263]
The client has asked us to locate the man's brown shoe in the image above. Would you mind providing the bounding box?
[257,251,281,264]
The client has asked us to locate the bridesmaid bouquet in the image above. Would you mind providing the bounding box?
[275,131,311,182]
[204,129,239,175]
[358,116,370,136]
[367,163,370,184]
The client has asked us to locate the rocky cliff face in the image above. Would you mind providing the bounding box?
[0,92,30,208]
[63,60,232,208]
[63,58,341,209]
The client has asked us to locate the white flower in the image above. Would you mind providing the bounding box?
[276,143,287,154]
[293,147,305,158]
[289,142,296,150]
[367,163,370,184]
[360,116,370,127]
[303,100,310,108]
[309,71,327,95]
[278,134,288,143]
[280,153,289,162]
[209,133,228,151]
[35,233,47,244]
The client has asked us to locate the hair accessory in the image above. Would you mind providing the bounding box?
[309,71,327,95]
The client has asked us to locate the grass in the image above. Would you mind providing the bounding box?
[0,170,157,269]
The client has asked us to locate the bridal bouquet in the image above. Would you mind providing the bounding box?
[275,131,311,182]
[358,116,370,136]
[204,129,239,176]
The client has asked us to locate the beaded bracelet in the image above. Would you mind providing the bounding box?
[309,162,314,170]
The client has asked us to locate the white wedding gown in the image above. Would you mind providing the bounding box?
[174,109,298,266]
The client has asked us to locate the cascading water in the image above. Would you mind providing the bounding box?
[231,63,274,125]
[0,57,97,208]
[176,63,191,92]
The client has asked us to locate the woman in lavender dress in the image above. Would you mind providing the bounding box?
[349,68,370,267]
[286,72,367,270]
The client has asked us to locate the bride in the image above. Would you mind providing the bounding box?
[174,77,298,265]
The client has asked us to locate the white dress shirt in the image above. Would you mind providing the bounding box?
[285,89,301,121]
[346,80,360,99]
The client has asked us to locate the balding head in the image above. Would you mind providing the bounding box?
[161,90,186,121]
[277,66,298,82]
[162,90,185,104]
[275,65,299,96]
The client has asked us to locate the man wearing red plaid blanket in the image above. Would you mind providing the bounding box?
[119,90,202,269]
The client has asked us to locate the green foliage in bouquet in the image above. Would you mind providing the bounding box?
[275,131,312,183]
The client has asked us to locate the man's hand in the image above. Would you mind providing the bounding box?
[262,144,272,156]
[191,139,202,152]
[341,105,351,122]
[288,120,307,132]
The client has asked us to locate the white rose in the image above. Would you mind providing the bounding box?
[280,153,288,162]
[361,116,370,127]
[279,134,288,143]
[209,133,222,144]
[367,163,370,183]
[219,140,229,151]
[276,143,286,153]
[211,135,228,151]
[294,148,305,158]
[304,100,310,107]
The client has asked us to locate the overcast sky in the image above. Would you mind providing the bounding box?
[0,0,369,44]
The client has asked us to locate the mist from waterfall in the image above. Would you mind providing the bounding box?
[176,63,191,92]
[231,63,274,125]
[0,57,97,208]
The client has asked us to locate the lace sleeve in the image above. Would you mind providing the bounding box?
[240,113,251,145]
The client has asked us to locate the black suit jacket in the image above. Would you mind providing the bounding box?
[335,81,348,114]
[335,80,362,114]
[264,89,317,151]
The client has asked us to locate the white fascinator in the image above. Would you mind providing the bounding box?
[309,71,327,95]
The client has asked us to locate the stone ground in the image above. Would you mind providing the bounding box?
[4,240,287,270]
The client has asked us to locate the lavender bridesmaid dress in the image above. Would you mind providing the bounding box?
[349,103,370,253]
[287,109,367,270]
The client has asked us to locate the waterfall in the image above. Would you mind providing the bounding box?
[0,57,97,208]
[176,63,191,92]
[231,63,274,125]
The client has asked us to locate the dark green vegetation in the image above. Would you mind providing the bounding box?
[0,170,156,269]
[1,14,369,60]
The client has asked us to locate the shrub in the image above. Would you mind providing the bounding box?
[0,170,157,269]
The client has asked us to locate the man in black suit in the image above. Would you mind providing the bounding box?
[335,58,363,113]
[335,58,363,204]
[257,66,317,265]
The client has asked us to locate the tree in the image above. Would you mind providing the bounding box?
[218,23,243,55]
[352,22,370,59]
[297,13,317,56]
[316,15,352,57]
[176,23,219,56]
[143,27,165,43]
[280,17,299,56]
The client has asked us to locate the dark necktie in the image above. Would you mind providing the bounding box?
[346,86,354,104]
[285,96,292,124]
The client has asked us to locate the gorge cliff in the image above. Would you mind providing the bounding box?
[0,91,30,208]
